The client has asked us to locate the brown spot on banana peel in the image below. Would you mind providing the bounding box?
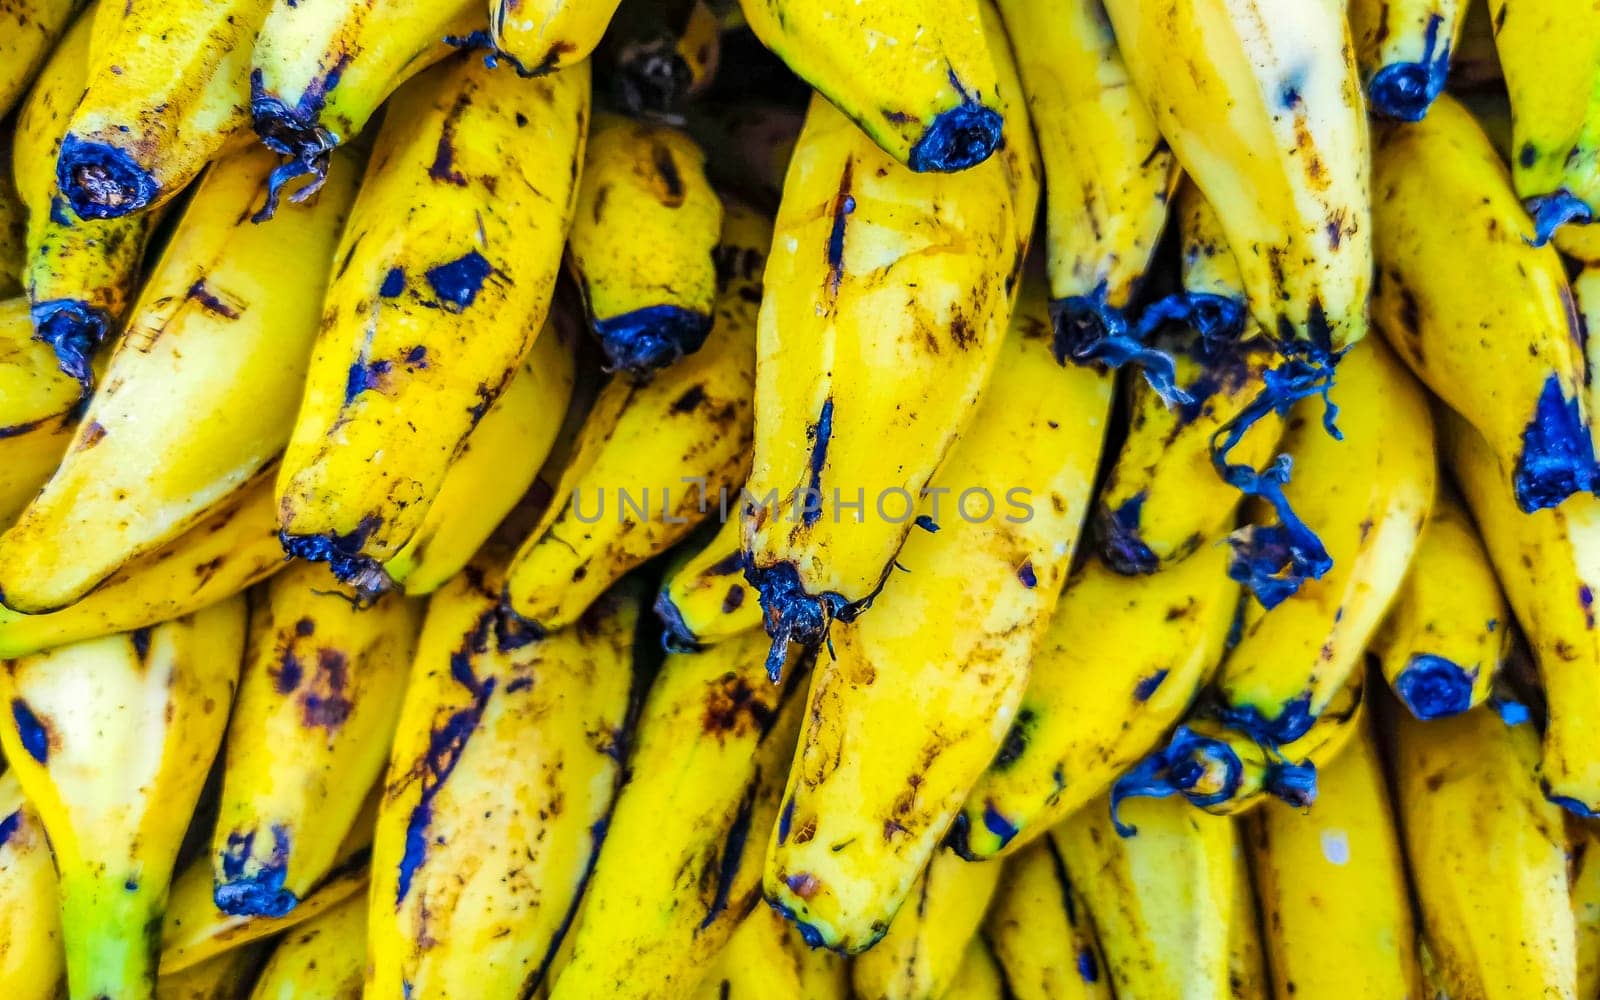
[651,142,685,206]
[824,159,855,303]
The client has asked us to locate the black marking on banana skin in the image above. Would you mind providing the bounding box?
[215,824,298,917]
[250,55,353,220]
[278,517,394,601]
[654,590,702,653]
[56,135,161,220]
[652,143,686,205]
[824,159,856,303]
[424,250,495,311]
[444,29,573,78]
[905,68,1004,173]
[130,627,151,660]
[593,306,715,376]
[32,298,112,390]
[186,279,241,320]
[428,91,474,187]
[10,698,51,763]
[700,783,758,930]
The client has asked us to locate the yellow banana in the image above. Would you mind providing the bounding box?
[599,0,725,116]
[505,202,763,632]
[693,904,851,1000]
[368,563,638,997]
[248,894,365,1000]
[212,561,423,917]
[155,945,268,1000]
[0,769,65,1000]
[1349,0,1466,120]
[0,0,82,118]
[568,114,723,375]
[655,512,763,651]
[550,631,803,1000]
[276,53,588,592]
[0,601,245,1000]
[954,543,1235,860]
[1395,705,1578,999]
[1371,494,1510,720]
[763,277,1109,950]
[944,939,1009,1000]
[0,145,356,615]
[1226,830,1269,1000]
[0,297,80,527]
[1249,717,1422,999]
[1373,92,1595,512]
[488,0,622,77]
[850,850,1004,996]
[984,837,1113,1000]
[1574,820,1600,1000]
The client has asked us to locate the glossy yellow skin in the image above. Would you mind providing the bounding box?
[0,297,79,526]
[0,770,65,1000]
[1250,719,1421,999]
[368,564,637,998]
[1057,794,1236,999]
[1373,94,1591,512]
[278,55,588,588]
[491,0,622,75]
[692,905,851,1000]
[213,561,422,919]
[944,939,1009,1000]
[1444,412,1600,813]
[976,0,1041,287]
[0,146,356,614]
[957,543,1237,860]
[1102,0,1371,352]
[1395,706,1577,1000]
[763,279,1110,951]
[550,632,803,1000]
[0,0,81,118]
[507,205,763,630]
[249,894,365,1000]
[1218,337,1435,731]
[1348,0,1466,118]
[1226,829,1269,1000]
[155,946,267,1000]
[1371,495,1509,719]
[1573,821,1600,1000]
[656,511,763,648]
[851,850,1003,999]
[0,601,244,1000]
[984,838,1113,1000]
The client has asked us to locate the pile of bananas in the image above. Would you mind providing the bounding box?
[6,0,1600,996]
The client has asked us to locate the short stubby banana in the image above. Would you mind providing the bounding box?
[1102,0,1371,357]
[951,543,1237,861]
[1395,705,1578,1000]
[0,769,65,1000]
[1349,0,1466,121]
[568,114,723,375]
[368,562,637,998]
[763,279,1111,951]
[505,202,764,632]
[0,0,82,119]
[0,145,356,614]
[984,837,1112,1000]
[1373,92,1595,512]
[277,53,588,592]
[489,0,622,77]
[1371,493,1509,720]
[248,893,365,1000]
[741,91,1017,665]
[693,904,852,1000]
[849,850,1003,996]
[0,601,245,1000]
[213,561,423,917]
[655,512,764,651]
[0,297,80,526]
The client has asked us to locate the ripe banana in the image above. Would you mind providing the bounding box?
[0,297,80,526]
[368,564,638,997]
[213,561,422,917]
[1574,820,1600,1000]
[1249,717,1422,998]
[0,601,245,1000]
[1348,0,1466,121]
[693,904,851,1000]
[763,278,1110,950]
[1395,705,1578,999]
[952,542,1237,861]
[655,512,763,651]
[489,0,622,77]
[984,837,1112,1000]
[248,894,365,1000]
[277,53,588,592]
[568,114,723,375]
[1373,92,1595,512]
[944,939,1009,1000]
[850,849,1003,997]
[0,769,65,1000]
[0,0,81,118]
[505,201,763,632]
[550,631,804,1000]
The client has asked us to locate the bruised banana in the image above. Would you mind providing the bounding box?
[850,850,1004,996]
[0,601,244,1000]
[568,114,723,375]
[212,561,422,917]
[0,770,65,1000]
[1371,494,1510,720]
[655,511,763,651]
[952,543,1237,861]
[505,202,763,632]
[1348,0,1467,121]
[0,0,81,118]
[549,632,804,1000]
[1373,92,1596,512]
[0,146,355,615]
[693,904,851,1000]
[368,564,637,997]
[0,297,80,527]
[248,894,366,1000]
[489,0,622,77]
[763,277,1111,951]
[277,53,588,592]
[984,837,1112,1000]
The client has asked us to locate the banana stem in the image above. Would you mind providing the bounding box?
[1050,286,1190,406]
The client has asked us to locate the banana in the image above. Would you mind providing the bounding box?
[549,631,804,1000]
[1443,411,1600,816]
[0,153,22,296]
[655,512,763,651]
[276,53,588,593]
[1395,705,1578,999]
[156,945,268,1000]
[248,894,365,1000]
[693,904,852,1000]
[505,201,764,632]
[1226,830,1269,1000]
[1574,820,1600,1000]
[54,0,269,219]
[212,561,423,917]
[0,600,245,1000]
[0,769,65,1000]
[0,0,82,118]
[0,297,80,527]
[1054,792,1236,999]
[600,0,725,116]
[1348,0,1466,121]
[0,145,356,615]
[952,543,1237,861]
[1102,0,1371,358]
[368,563,638,997]
[850,849,1004,997]
[1373,92,1595,512]
[1371,494,1510,720]
[568,114,723,375]
[1487,0,1600,242]
[1248,717,1422,998]
[249,0,484,212]
[488,0,622,77]
[763,276,1109,950]
[944,939,1009,1000]
[984,837,1113,1000]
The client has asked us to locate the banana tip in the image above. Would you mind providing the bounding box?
[907,103,1002,173]
[1367,61,1446,123]
[1544,785,1600,819]
[1099,494,1160,575]
[593,305,714,376]
[276,527,394,601]
[1394,654,1475,720]
[1524,190,1593,247]
[1051,291,1191,407]
[652,590,702,653]
[1512,374,1599,512]
[55,136,160,220]
[31,299,110,392]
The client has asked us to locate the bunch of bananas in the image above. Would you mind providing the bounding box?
[4,0,1600,997]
